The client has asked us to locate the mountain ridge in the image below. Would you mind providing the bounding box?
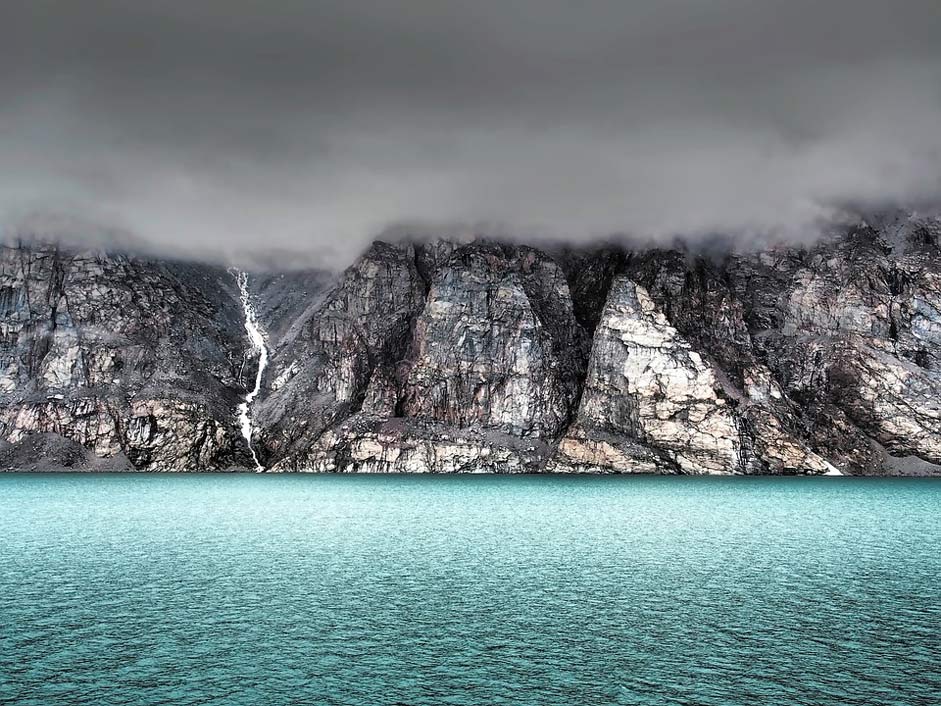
[2,213,940,474]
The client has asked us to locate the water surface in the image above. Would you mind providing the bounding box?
[1,474,939,705]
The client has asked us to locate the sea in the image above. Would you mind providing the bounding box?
[1,473,939,705]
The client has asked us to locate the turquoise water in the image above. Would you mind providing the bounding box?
[1,475,939,705]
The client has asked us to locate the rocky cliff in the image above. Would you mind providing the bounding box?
[2,212,940,474]
[0,243,253,470]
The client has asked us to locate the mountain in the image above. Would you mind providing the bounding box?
[0,245,253,470]
[2,213,940,474]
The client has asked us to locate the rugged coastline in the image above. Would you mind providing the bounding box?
[2,212,940,475]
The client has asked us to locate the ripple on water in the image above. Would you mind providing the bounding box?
[0,474,939,705]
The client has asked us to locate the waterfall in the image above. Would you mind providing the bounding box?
[232,269,269,471]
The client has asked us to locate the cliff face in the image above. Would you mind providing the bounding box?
[2,213,940,474]
[0,244,254,470]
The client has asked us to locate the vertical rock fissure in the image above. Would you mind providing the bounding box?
[232,269,269,471]
[556,255,622,440]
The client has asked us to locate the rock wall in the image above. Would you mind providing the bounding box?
[400,243,585,438]
[251,241,427,467]
[0,243,253,470]
[3,212,941,474]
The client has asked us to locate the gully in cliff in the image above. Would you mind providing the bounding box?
[232,269,269,471]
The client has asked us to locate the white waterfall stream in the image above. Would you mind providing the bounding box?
[233,269,269,471]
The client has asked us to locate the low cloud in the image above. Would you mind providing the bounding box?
[1,1,940,268]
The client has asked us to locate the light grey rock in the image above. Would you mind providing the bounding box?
[728,218,941,471]
[400,243,585,438]
[0,242,253,470]
[278,415,549,473]
[550,275,832,474]
[252,241,427,468]
[562,276,743,474]
[3,211,941,475]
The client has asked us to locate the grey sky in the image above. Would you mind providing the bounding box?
[2,1,940,267]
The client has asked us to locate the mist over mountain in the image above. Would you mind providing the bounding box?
[1,211,939,474]
[2,1,940,268]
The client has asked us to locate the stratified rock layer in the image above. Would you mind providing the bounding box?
[2,212,941,474]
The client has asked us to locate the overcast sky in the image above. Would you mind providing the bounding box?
[1,1,940,267]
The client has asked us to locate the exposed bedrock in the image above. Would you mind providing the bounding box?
[2,211,941,474]
[400,243,586,438]
[0,243,254,470]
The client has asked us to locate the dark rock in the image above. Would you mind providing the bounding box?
[3,212,941,474]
